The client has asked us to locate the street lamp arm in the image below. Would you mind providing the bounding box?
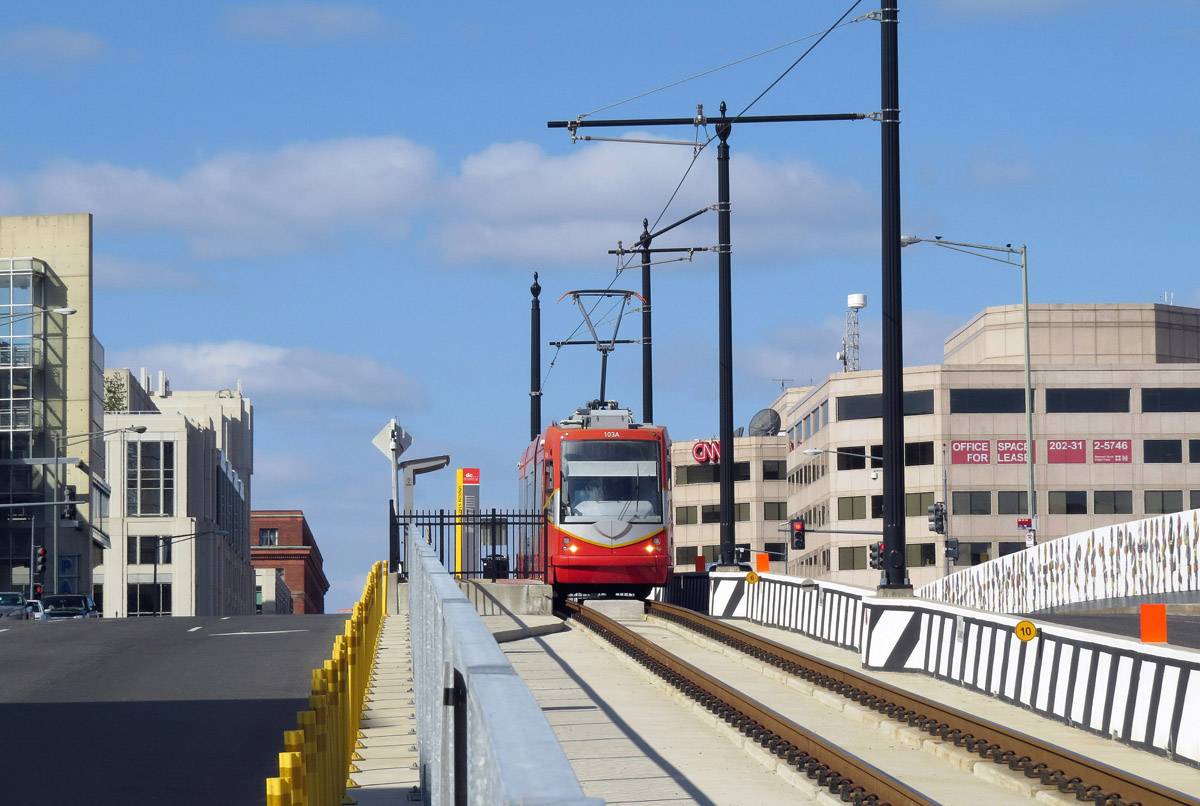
[901,236,1023,264]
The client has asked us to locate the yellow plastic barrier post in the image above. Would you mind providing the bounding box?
[266,777,292,806]
[279,751,305,806]
[297,710,323,806]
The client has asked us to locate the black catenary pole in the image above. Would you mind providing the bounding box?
[879,0,909,589]
[716,110,735,567]
[530,273,542,442]
[640,219,654,425]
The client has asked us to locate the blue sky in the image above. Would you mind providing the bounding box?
[2,1,1196,609]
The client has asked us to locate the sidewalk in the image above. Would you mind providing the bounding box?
[347,610,564,804]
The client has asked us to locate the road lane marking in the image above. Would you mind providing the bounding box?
[188,626,203,632]
[209,629,311,636]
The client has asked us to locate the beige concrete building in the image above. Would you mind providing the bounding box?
[784,303,1200,590]
[0,214,108,597]
[94,369,255,616]
[669,387,809,571]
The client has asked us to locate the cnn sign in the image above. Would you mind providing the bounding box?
[692,440,721,463]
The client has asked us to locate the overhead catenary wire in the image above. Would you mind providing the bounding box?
[543,1,868,395]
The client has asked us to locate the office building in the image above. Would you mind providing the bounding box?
[95,369,255,616]
[783,302,1200,589]
[0,214,107,597]
[250,510,329,614]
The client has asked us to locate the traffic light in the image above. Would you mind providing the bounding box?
[34,546,46,574]
[62,485,77,520]
[944,537,960,562]
[32,584,43,598]
[869,541,884,570]
[927,501,946,534]
[789,518,806,550]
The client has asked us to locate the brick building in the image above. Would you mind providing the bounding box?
[250,510,329,614]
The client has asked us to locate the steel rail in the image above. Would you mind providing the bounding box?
[648,601,1200,806]
[565,600,936,806]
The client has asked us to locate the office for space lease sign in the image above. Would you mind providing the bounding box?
[1092,439,1132,463]
[1047,439,1086,463]
[996,440,1034,464]
[951,441,990,464]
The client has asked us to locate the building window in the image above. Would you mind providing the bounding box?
[763,501,787,521]
[838,496,866,520]
[1048,490,1087,515]
[837,447,867,470]
[259,528,279,546]
[998,542,1025,557]
[127,535,171,565]
[701,545,721,562]
[700,505,720,524]
[1191,490,1200,510]
[996,490,1032,515]
[126,441,175,517]
[870,495,883,519]
[838,545,867,570]
[905,491,934,518]
[255,586,263,615]
[1094,490,1133,515]
[1142,388,1200,412]
[675,462,750,485]
[949,388,1027,414]
[954,542,993,567]
[675,545,698,566]
[675,506,697,525]
[1045,388,1129,413]
[1144,439,1183,463]
[952,491,990,516]
[734,502,750,522]
[904,441,934,466]
[905,543,935,567]
[762,460,786,481]
[1145,490,1184,515]
[127,582,171,617]
[836,390,934,421]
[763,542,786,560]
[1191,440,1200,463]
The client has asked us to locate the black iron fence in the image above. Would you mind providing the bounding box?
[659,571,710,614]
[395,509,548,582]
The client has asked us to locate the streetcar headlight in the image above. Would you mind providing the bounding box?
[569,544,578,553]
[645,544,655,553]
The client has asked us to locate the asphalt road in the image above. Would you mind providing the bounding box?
[0,613,350,806]
[1026,611,1200,650]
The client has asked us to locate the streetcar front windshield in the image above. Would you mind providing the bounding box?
[560,439,662,523]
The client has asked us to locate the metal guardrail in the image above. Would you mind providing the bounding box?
[408,531,600,806]
[265,561,386,805]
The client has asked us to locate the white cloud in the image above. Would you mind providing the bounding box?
[0,26,104,69]
[439,139,877,265]
[925,0,1092,15]
[9,137,436,257]
[109,340,427,409]
[224,2,391,41]
[94,256,209,290]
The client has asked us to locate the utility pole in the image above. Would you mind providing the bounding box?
[550,106,866,567]
[639,220,653,425]
[530,273,542,441]
[878,0,910,591]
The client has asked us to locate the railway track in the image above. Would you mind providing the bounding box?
[563,599,1200,806]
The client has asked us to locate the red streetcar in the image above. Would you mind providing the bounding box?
[518,401,671,600]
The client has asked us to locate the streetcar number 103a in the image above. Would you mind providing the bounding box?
[603,431,621,438]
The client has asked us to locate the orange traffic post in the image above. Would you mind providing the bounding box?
[1140,603,1168,643]
[755,552,770,573]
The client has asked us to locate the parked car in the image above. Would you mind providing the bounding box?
[27,600,46,620]
[41,594,100,619]
[0,591,31,620]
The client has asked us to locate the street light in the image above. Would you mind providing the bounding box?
[51,425,147,594]
[148,528,229,616]
[900,236,1036,535]
[803,446,883,476]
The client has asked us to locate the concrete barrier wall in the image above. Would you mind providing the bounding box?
[408,536,601,805]
[708,572,868,652]
[916,509,1200,614]
[699,570,1200,766]
[862,596,1200,767]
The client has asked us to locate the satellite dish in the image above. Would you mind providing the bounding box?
[733,427,745,438]
[748,408,782,437]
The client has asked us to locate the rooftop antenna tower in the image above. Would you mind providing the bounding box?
[839,293,867,372]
